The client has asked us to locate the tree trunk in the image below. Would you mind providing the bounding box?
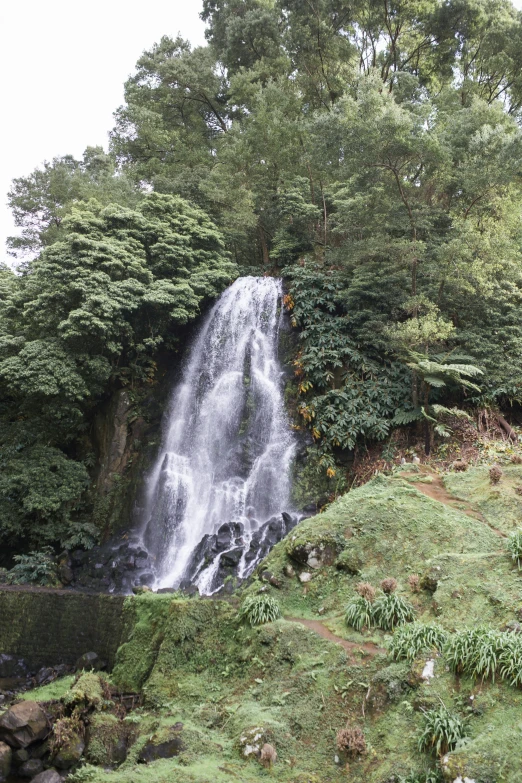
[497,413,517,442]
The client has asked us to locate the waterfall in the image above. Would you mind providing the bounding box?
[142,276,297,594]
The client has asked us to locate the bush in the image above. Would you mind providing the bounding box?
[507,529,522,570]
[336,725,366,756]
[238,594,281,626]
[380,577,398,594]
[6,546,58,586]
[489,464,503,484]
[345,596,374,631]
[356,581,376,601]
[418,704,467,756]
[389,623,448,662]
[372,592,415,631]
[444,627,522,686]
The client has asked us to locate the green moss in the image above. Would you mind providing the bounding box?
[444,464,522,535]
[66,467,522,783]
[20,674,76,702]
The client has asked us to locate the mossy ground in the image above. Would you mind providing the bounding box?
[59,465,522,782]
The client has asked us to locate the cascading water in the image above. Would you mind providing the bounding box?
[141,276,297,594]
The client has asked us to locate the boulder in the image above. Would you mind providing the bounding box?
[0,742,11,782]
[31,770,62,783]
[19,758,44,777]
[75,652,104,672]
[239,726,266,758]
[53,732,85,769]
[0,702,48,748]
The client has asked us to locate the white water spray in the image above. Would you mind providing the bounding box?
[142,277,296,593]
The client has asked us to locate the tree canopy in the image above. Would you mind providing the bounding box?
[4,0,522,551]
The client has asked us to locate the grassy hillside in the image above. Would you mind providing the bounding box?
[38,462,522,783]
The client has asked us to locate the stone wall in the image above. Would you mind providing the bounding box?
[0,587,127,670]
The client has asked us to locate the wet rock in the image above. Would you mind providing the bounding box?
[0,702,48,748]
[75,652,104,672]
[0,742,12,782]
[31,769,62,783]
[288,540,340,569]
[221,548,243,567]
[19,758,44,777]
[53,732,85,769]
[0,655,28,679]
[260,571,282,589]
[138,736,184,763]
[28,741,49,761]
[12,748,29,766]
[36,668,55,686]
[283,564,295,578]
[420,565,443,593]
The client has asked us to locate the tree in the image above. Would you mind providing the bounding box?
[0,193,235,551]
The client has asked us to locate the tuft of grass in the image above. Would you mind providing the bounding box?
[418,703,467,757]
[372,592,415,631]
[507,528,522,569]
[345,596,374,631]
[389,623,448,662]
[238,593,281,626]
[444,627,522,686]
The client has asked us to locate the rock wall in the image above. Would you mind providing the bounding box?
[0,588,127,670]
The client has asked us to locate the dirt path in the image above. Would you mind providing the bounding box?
[400,469,506,538]
[285,616,385,658]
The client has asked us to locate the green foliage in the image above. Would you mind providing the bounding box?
[344,596,374,632]
[372,593,416,631]
[6,546,58,586]
[389,623,448,662]
[0,193,234,551]
[507,528,522,569]
[444,626,522,686]
[399,771,442,783]
[238,594,281,627]
[345,588,415,631]
[418,704,467,757]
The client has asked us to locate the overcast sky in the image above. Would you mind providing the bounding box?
[2,0,522,263]
[0,0,206,263]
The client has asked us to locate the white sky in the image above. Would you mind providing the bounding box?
[2,0,522,262]
[0,0,206,263]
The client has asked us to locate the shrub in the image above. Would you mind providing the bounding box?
[372,592,415,631]
[507,529,522,570]
[389,623,448,662]
[489,464,503,484]
[345,596,374,631]
[418,704,467,756]
[6,546,58,586]
[356,581,376,601]
[444,627,522,686]
[336,725,366,756]
[498,634,522,687]
[238,594,281,626]
[380,577,398,594]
